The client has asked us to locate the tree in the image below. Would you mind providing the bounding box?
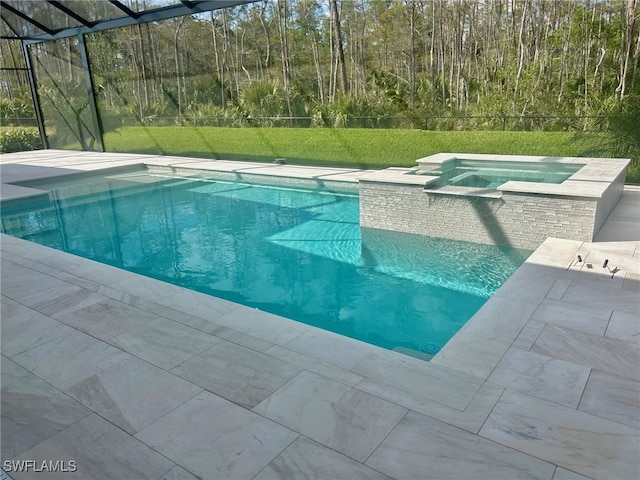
[10,0,639,134]
[617,0,638,99]
[329,0,348,97]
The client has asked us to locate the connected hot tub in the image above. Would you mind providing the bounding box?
[428,159,584,189]
[359,153,630,250]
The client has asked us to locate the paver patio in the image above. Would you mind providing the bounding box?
[1,150,639,479]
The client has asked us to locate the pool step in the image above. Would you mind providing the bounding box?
[392,347,434,362]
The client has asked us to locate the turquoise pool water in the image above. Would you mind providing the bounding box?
[1,171,530,355]
[431,160,584,189]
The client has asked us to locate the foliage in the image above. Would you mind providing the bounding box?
[0,96,35,124]
[308,96,396,128]
[40,0,636,131]
[605,96,640,173]
[231,80,288,125]
[184,102,229,126]
[0,127,42,153]
[575,95,640,183]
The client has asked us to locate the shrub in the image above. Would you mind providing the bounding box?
[573,95,640,184]
[0,127,43,153]
[0,96,35,123]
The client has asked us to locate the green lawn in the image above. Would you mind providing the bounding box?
[103,126,602,169]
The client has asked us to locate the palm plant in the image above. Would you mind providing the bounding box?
[575,95,640,183]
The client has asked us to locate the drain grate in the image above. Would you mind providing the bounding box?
[419,341,441,355]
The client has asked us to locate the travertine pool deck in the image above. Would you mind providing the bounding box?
[1,150,639,480]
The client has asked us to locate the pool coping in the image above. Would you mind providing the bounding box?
[417,152,630,195]
[1,150,639,480]
[357,152,629,198]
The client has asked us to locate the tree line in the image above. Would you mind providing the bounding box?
[2,0,639,132]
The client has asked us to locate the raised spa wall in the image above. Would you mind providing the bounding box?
[359,153,630,250]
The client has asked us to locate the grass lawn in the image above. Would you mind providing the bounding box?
[103,126,603,169]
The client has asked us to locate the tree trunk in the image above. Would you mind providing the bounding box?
[513,0,528,102]
[276,0,293,117]
[211,14,226,110]
[330,0,348,96]
[259,0,271,71]
[174,17,186,119]
[631,12,640,92]
[409,0,416,109]
[617,0,638,100]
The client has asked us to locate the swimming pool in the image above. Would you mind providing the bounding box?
[0,169,530,357]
